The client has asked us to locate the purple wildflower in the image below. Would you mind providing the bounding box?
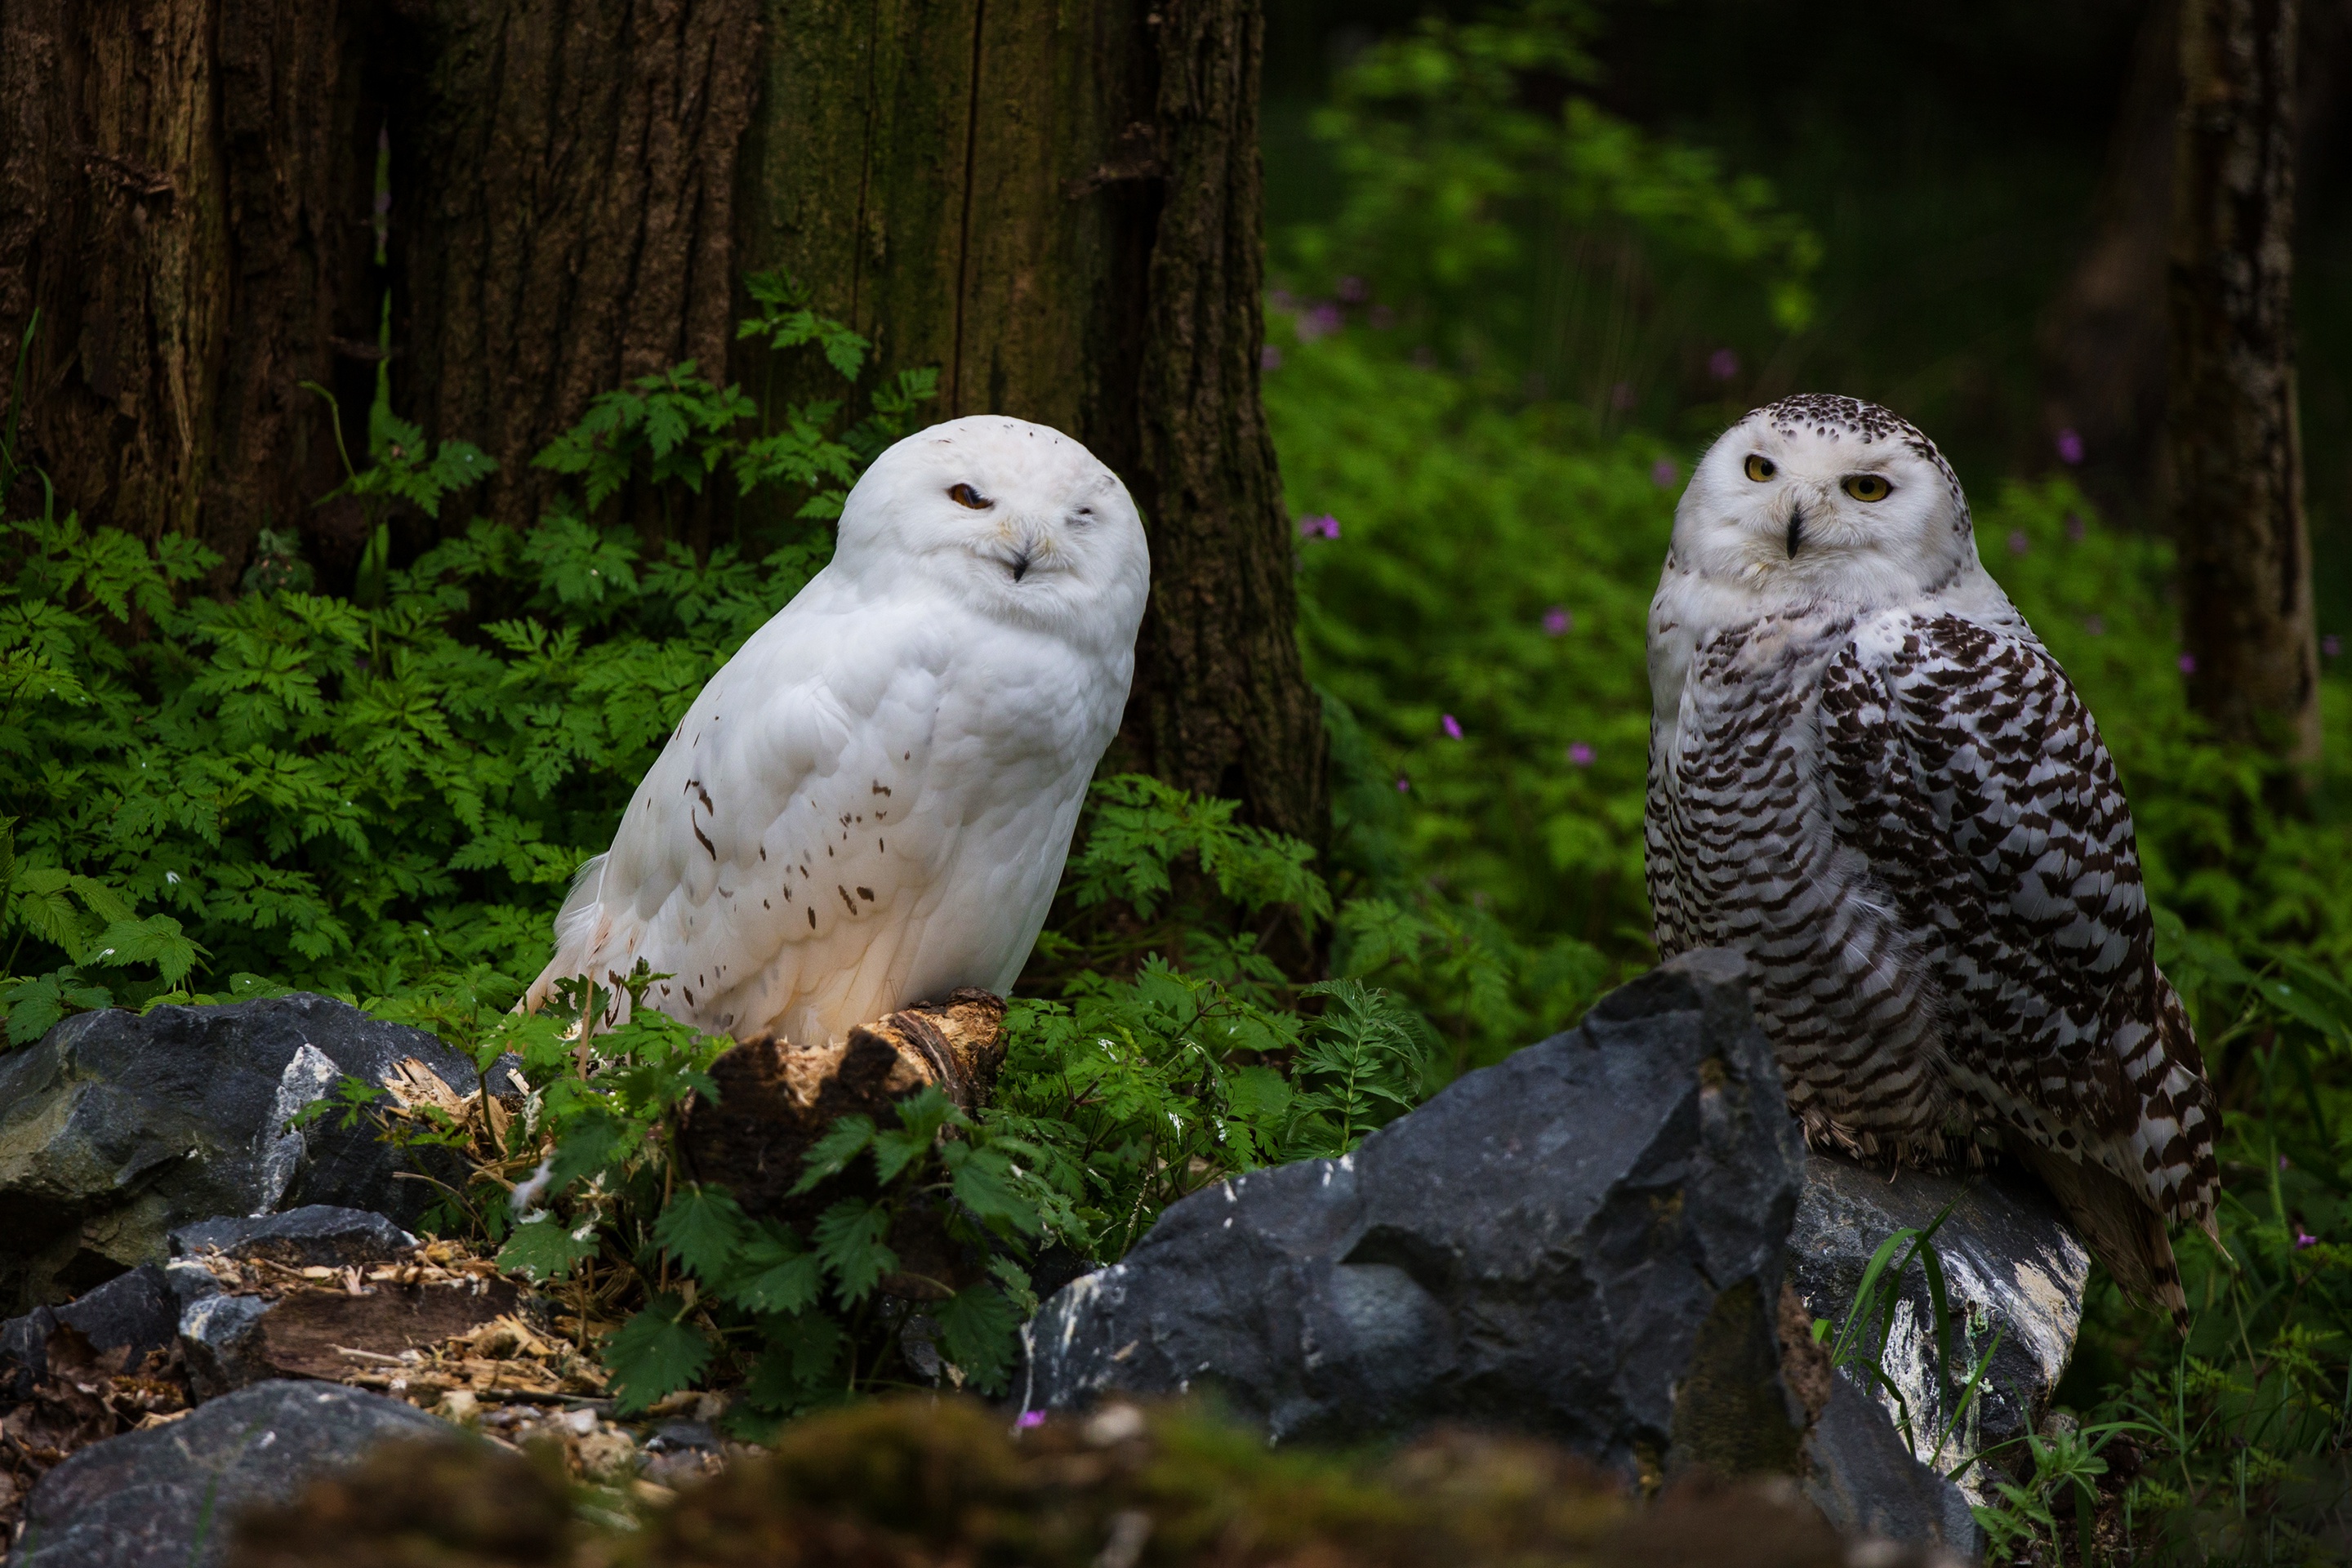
[2326,635,2342,659]
[2281,1155,2292,1171]
[1543,606,1572,637]
[1567,742,1595,768]
[1298,303,1343,342]
[1338,276,1368,304]
[1261,345,1283,371]
[1707,349,1740,381]
[1395,774,1411,792]
[1017,1410,1048,1430]
[1297,513,1339,540]
[2179,653,2198,675]
[2007,529,2029,557]
[1651,458,1679,488]
[2056,428,2085,466]
[1441,714,1463,741]
[2084,615,2105,637]
[2298,1231,2319,1250]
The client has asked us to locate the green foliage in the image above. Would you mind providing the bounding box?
[1281,0,1818,409]
[0,277,934,1033]
[532,362,754,510]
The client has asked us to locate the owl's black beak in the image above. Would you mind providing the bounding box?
[1785,505,1805,559]
[1009,550,1031,583]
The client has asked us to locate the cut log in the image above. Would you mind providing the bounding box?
[678,987,1008,1230]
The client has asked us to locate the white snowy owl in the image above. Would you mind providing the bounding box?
[1646,394,2220,1321]
[525,415,1151,1049]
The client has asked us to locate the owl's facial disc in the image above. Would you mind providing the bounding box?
[1669,397,1973,608]
[837,415,1152,646]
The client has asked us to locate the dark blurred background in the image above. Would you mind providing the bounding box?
[1262,0,2352,625]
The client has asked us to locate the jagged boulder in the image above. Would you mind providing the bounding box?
[0,1266,179,1404]
[0,996,487,1314]
[1789,1149,2091,1499]
[1021,950,1811,1476]
[11,1380,450,1567]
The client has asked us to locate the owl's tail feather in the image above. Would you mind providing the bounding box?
[521,854,614,1022]
[2009,1138,2189,1334]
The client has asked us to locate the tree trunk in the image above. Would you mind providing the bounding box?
[0,0,380,586]
[1,0,1327,846]
[733,0,1325,845]
[394,0,767,538]
[2168,0,2321,771]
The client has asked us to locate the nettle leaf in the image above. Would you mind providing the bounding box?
[932,1282,1022,1393]
[871,1085,960,1186]
[741,1312,844,1414]
[792,1114,875,1195]
[943,1143,1045,1238]
[497,1214,599,1282]
[654,1183,749,1281]
[811,1197,897,1303]
[604,1295,714,1414]
[725,1225,825,1316]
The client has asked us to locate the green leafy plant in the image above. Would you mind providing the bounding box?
[1280,0,1819,411]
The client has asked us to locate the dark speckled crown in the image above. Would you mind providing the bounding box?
[1749,394,1971,535]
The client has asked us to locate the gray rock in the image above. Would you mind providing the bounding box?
[0,994,481,1313]
[161,1258,225,1310]
[1805,1372,1985,1558]
[0,1265,179,1402]
[1020,949,1813,1477]
[13,1379,450,1567]
[1790,1150,2090,1497]
[179,1293,277,1401]
[169,1205,417,1268]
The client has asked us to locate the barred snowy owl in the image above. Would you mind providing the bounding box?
[1646,394,2219,1321]
[525,415,1150,1049]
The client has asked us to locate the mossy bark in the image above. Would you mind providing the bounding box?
[737,0,1325,845]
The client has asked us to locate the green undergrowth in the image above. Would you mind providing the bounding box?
[0,280,1448,1418]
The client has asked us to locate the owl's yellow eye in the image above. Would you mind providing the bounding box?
[948,483,992,509]
[1743,454,1776,482]
[1842,474,1891,502]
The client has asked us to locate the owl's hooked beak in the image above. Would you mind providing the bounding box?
[1785,504,1805,559]
[1009,550,1032,583]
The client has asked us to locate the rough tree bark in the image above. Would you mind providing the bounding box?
[394,0,767,537]
[736,0,1326,846]
[0,0,1326,847]
[0,0,381,584]
[2167,0,2321,771]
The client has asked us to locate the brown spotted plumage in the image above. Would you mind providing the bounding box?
[1646,395,2220,1323]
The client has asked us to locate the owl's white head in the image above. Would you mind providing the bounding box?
[835,415,1151,654]
[1667,394,1980,612]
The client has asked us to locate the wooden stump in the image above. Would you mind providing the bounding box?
[679,987,1007,1231]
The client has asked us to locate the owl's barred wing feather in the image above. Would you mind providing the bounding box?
[1819,612,2220,1307]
